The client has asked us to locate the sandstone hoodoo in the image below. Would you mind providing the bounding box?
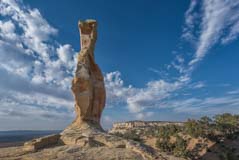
[60,20,107,145]
[71,20,105,126]
[59,21,157,159]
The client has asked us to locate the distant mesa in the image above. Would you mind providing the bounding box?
[110,121,184,134]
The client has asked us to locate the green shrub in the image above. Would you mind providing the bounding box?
[156,137,175,152]
[173,136,189,158]
[214,113,239,137]
[114,130,142,142]
[156,125,182,139]
[184,119,204,138]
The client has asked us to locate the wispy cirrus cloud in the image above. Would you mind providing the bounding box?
[167,95,239,115]
[183,0,239,66]
[104,0,239,121]
[227,89,239,95]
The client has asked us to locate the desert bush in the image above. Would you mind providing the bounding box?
[156,135,190,158]
[214,113,239,138]
[114,130,142,142]
[184,119,204,138]
[173,136,190,158]
[156,137,175,153]
[183,113,239,139]
[156,125,181,139]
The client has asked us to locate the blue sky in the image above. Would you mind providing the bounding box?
[0,0,239,130]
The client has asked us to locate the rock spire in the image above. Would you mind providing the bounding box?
[72,19,106,125]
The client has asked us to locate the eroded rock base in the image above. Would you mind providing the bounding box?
[24,134,61,152]
[0,145,147,160]
[60,121,158,159]
[20,122,159,160]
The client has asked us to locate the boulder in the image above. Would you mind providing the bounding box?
[24,134,60,151]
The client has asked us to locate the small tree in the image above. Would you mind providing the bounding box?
[114,130,142,142]
[157,126,170,139]
[123,130,142,142]
[214,113,238,136]
[184,119,204,138]
[156,137,175,153]
[198,116,213,137]
[173,136,189,158]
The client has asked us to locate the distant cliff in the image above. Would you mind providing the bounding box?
[109,121,184,134]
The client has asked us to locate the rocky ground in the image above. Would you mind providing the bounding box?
[0,121,164,160]
[0,145,146,160]
[0,140,186,160]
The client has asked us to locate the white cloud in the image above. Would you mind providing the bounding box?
[0,0,76,86]
[101,115,113,130]
[105,71,189,118]
[183,0,239,66]
[57,44,76,65]
[182,0,198,42]
[148,67,161,75]
[126,79,184,113]
[167,95,239,115]
[222,20,239,43]
[0,20,17,40]
[227,89,239,95]
[0,86,74,130]
[0,0,77,129]
[104,71,135,107]
[135,112,154,120]
[191,81,205,89]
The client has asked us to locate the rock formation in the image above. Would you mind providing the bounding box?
[72,19,106,125]
[60,20,106,145]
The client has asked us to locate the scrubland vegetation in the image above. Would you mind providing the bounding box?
[113,113,239,159]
